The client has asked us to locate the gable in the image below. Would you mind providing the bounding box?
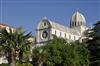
[36,19,51,30]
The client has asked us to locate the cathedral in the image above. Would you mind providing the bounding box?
[36,11,88,46]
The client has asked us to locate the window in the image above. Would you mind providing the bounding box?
[65,33,66,38]
[75,22,76,26]
[42,31,48,39]
[60,32,61,37]
[74,36,76,40]
[69,35,71,39]
[44,22,46,26]
[55,30,56,35]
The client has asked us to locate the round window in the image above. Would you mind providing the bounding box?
[42,31,48,39]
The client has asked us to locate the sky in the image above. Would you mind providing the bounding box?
[0,0,100,35]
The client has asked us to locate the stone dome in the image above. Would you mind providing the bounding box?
[70,11,86,28]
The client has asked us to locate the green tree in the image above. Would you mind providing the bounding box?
[45,39,89,66]
[85,21,100,66]
[16,61,33,66]
[32,38,89,66]
[0,28,32,66]
[32,45,47,66]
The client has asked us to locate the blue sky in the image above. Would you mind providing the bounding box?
[0,0,100,35]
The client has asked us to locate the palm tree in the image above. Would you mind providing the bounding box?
[0,28,32,66]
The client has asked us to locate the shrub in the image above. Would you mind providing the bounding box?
[0,63,9,66]
[16,61,33,66]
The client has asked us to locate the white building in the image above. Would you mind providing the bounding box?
[36,11,88,46]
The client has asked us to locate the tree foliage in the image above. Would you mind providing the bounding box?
[16,61,33,66]
[85,21,100,66]
[32,38,89,66]
[0,28,32,66]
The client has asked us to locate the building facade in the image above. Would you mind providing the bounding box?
[0,23,16,32]
[36,11,88,46]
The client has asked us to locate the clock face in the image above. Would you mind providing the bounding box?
[42,31,48,39]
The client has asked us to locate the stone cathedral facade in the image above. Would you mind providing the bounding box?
[36,11,88,46]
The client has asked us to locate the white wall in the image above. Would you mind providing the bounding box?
[51,28,80,41]
[0,56,8,64]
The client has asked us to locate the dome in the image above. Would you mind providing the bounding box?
[70,11,86,28]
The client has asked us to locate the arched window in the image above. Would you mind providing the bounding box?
[74,36,76,40]
[69,35,71,39]
[65,33,66,38]
[55,30,56,35]
[60,32,61,37]
[75,22,76,26]
[43,22,47,26]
